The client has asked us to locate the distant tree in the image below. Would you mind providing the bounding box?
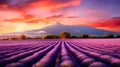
[42,34,57,39]
[9,37,17,40]
[55,35,59,38]
[89,35,95,38]
[80,34,89,38]
[95,36,103,38]
[104,34,114,38]
[19,34,26,40]
[1,38,9,40]
[116,35,120,38]
[26,37,32,39]
[42,35,47,39]
[60,32,71,38]
[71,36,78,38]
[47,34,56,39]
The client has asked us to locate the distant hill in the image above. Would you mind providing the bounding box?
[0,22,120,37]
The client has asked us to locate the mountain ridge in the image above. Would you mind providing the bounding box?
[0,22,120,37]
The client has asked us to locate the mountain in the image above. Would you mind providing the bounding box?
[1,22,120,37]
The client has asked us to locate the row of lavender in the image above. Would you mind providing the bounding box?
[66,42,120,67]
[0,41,58,67]
[0,39,120,67]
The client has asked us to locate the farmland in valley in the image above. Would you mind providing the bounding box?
[0,39,120,67]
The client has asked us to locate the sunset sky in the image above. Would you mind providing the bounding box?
[0,0,120,34]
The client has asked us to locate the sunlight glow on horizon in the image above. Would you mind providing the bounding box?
[0,0,120,34]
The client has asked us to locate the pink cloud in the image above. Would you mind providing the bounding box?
[29,0,80,9]
[92,18,120,28]
[0,10,23,20]
[0,0,81,9]
[88,17,120,32]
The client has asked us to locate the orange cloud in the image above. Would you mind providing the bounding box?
[45,15,64,20]
[3,14,79,24]
[0,0,80,10]
[44,15,78,20]
[29,0,80,9]
[4,18,23,22]
[3,15,39,23]
[0,10,23,20]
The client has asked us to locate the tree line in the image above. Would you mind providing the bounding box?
[1,32,120,40]
[42,32,120,39]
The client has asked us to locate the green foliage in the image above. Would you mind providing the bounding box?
[60,32,71,38]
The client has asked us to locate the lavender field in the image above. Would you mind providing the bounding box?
[0,39,120,67]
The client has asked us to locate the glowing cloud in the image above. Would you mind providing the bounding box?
[91,17,120,28]
[29,0,81,9]
[0,0,120,34]
[0,10,23,20]
[0,0,81,9]
[89,17,120,32]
